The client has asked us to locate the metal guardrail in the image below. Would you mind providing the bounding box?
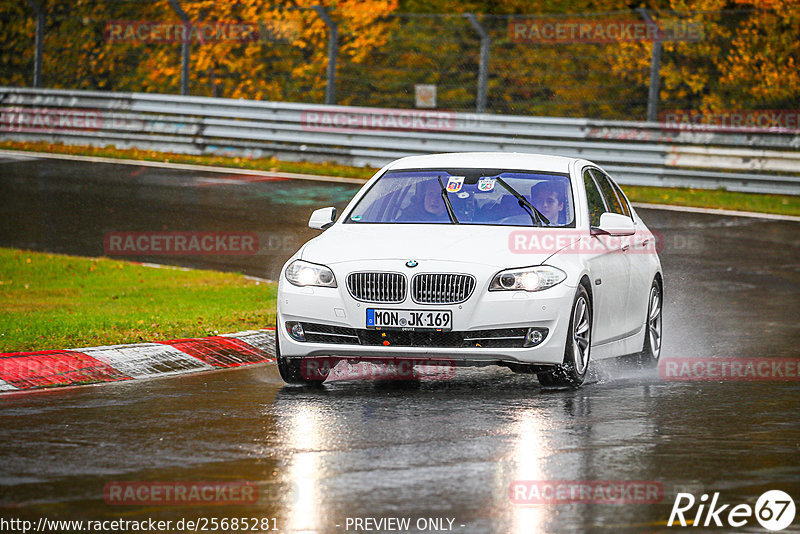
[1,87,798,194]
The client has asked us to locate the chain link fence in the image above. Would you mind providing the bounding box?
[1,1,798,123]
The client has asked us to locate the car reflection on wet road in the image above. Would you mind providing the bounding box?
[1,362,797,532]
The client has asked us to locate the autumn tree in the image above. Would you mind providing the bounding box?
[1,0,796,118]
[606,0,800,114]
[132,0,399,101]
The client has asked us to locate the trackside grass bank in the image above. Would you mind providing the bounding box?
[0,248,277,352]
[1,141,798,217]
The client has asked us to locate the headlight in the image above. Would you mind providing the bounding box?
[489,266,566,292]
[285,260,337,288]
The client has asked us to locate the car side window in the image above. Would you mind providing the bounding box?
[590,169,626,216]
[583,169,606,227]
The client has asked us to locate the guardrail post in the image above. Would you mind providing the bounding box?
[637,8,662,123]
[312,5,338,105]
[168,0,191,95]
[25,0,44,87]
[464,13,490,113]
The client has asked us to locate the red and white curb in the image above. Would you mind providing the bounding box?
[0,329,276,394]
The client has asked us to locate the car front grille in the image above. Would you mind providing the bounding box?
[411,273,476,304]
[299,322,529,348]
[347,272,407,303]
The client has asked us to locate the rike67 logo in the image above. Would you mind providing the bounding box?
[668,490,796,531]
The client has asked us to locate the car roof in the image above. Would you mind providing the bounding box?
[385,152,576,174]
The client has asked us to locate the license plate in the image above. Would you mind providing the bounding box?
[366,308,452,331]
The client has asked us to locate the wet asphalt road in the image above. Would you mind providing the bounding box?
[0,155,799,533]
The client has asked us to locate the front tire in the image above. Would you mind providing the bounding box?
[538,285,592,388]
[275,320,329,386]
[636,279,663,367]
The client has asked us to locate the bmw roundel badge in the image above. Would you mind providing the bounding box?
[406,260,418,268]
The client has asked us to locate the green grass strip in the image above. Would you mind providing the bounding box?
[0,248,277,353]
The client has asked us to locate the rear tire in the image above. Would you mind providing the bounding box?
[636,279,663,368]
[275,320,329,386]
[538,285,592,388]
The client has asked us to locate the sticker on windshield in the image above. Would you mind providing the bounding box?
[456,191,470,199]
[351,214,362,221]
[446,176,464,193]
[477,177,495,192]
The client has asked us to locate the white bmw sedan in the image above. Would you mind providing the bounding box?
[276,152,663,388]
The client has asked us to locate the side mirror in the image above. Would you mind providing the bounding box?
[309,207,336,230]
[591,212,635,236]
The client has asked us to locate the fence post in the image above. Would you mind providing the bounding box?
[312,5,338,105]
[167,0,191,96]
[464,13,490,113]
[637,8,662,123]
[25,0,44,87]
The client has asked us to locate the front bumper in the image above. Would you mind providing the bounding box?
[277,266,576,366]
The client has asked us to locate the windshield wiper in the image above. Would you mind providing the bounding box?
[495,177,549,227]
[436,176,460,224]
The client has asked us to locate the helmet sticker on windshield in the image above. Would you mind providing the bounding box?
[446,176,464,193]
[477,177,495,192]
[351,214,362,221]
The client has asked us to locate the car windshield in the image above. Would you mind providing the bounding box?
[346,169,575,227]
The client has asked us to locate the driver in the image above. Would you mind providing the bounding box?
[400,179,449,222]
[530,181,566,225]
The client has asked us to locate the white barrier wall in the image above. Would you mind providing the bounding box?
[1,87,798,194]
